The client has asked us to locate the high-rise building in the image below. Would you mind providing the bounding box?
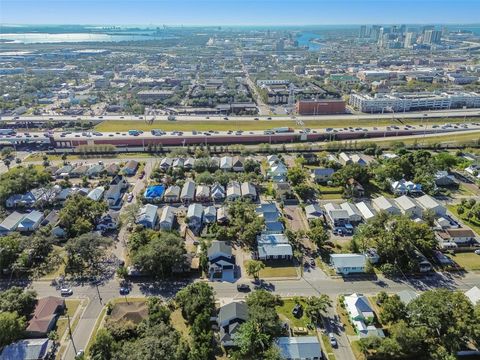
[359,25,367,38]
[370,25,381,40]
[423,29,442,44]
[404,32,416,48]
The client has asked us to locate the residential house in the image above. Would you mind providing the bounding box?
[144,185,165,203]
[232,156,244,172]
[186,203,203,234]
[104,184,123,209]
[437,229,477,245]
[123,160,139,176]
[415,194,446,217]
[220,156,233,171]
[70,165,89,178]
[41,210,59,228]
[217,301,248,347]
[17,210,44,232]
[26,297,65,337]
[268,162,288,182]
[304,204,323,221]
[87,186,105,202]
[159,206,176,231]
[184,158,196,170]
[217,206,228,224]
[163,185,181,203]
[355,201,376,222]
[181,180,196,203]
[86,164,104,178]
[211,183,226,202]
[136,204,158,228]
[6,187,60,209]
[330,254,367,275]
[105,163,120,176]
[339,152,367,167]
[203,206,217,224]
[340,202,362,223]
[257,233,293,260]
[241,182,257,200]
[207,240,235,280]
[111,175,130,190]
[372,196,400,215]
[96,211,120,232]
[344,293,383,337]
[266,155,281,167]
[277,336,323,360]
[0,338,54,360]
[311,168,335,183]
[0,211,25,235]
[226,181,241,201]
[434,171,458,187]
[390,179,422,195]
[323,203,350,227]
[195,185,210,202]
[394,195,422,218]
[273,182,295,202]
[55,165,73,178]
[173,158,184,169]
[300,153,318,165]
[160,158,173,171]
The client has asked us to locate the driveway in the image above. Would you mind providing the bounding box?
[322,302,356,360]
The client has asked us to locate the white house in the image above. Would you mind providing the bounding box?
[226,181,241,201]
[394,195,422,218]
[372,196,400,215]
[277,336,323,360]
[136,204,158,228]
[0,211,25,235]
[257,233,293,261]
[220,156,233,171]
[330,254,367,275]
[181,180,196,203]
[415,194,446,217]
[163,185,180,203]
[159,206,176,231]
[340,202,362,223]
[87,186,105,202]
[355,201,376,221]
[241,182,257,200]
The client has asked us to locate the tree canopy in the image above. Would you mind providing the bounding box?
[59,194,107,237]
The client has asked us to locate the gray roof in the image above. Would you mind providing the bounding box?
[160,206,175,224]
[164,185,180,197]
[181,180,196,199]
[218,301,248,325]
[305,204,323,216]
[330,254,366,268]
[137,204,158,225]
[207,240,232,258]
[277,336,322,360]
[0,338,53,360]
[20,210,43,224]
[0,211,25,231]
[187,203,203,219]
[241,182,257,197]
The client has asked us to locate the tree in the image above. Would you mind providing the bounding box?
[65,234,112,277]
[175,283,215,324]
[89,329,117,360]
[233,320,271,358]
[287,166,306,186]
[305,295,332,325]
[244,159,260,173]
[116,266,128,280]
[379,294,407,324]
[0,166,51,204]
[307,224,330,248]
[293,183,316,201]
[147,297,171,326]
[59,194,107,237]
[332,163,370,186]
[245,260,265,280]
[0,287,37,317]
[246,290,282,338]
[132,232,186,279]
[0,311,25,347]
[0,234,22,271]
[221,200,264,247]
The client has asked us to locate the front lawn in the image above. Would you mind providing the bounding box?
[336,299,356,336]
[447,205,480,236]
[245,260,299,278]
[276,298,314,334]
[447,252,480,271]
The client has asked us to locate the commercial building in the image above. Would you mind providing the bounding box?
[295,99,346,115]
[137,90,174,103]
[349,91,480,113]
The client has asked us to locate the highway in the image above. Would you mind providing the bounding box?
[2,108,480,123]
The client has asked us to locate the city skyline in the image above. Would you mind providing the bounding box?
[1,0,480,26]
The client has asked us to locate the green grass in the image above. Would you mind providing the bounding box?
[447,252,480,271]
[39,246,67,281]
[276,298,314,334]
[94,117,455,133]
[447,205,480,236]
[367,130,480,147]
[85,306,107,354]
[170,308,190,340]
[321,334,337,360]
[351,340,367,360]
[248,260,299,278]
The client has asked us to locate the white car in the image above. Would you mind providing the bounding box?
[60,288,73,296]
[475,249,480,255]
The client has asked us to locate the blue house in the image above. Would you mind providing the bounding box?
[144,185,165,203]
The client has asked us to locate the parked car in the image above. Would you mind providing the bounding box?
[119,287,130,295]
[292,303,303,318]
[237,284,251,292]
[60,288,73,296]
[475,249,480,255]
[329,333,337,347]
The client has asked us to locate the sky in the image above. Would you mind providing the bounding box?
[1,0,480,26]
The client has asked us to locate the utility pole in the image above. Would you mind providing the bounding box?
[67,314,77,355]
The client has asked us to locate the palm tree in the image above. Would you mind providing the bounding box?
[245,259,265,281]
[305,295,332,326]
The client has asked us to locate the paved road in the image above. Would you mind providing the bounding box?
[2,108,480,122]
[24,269,479,359]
